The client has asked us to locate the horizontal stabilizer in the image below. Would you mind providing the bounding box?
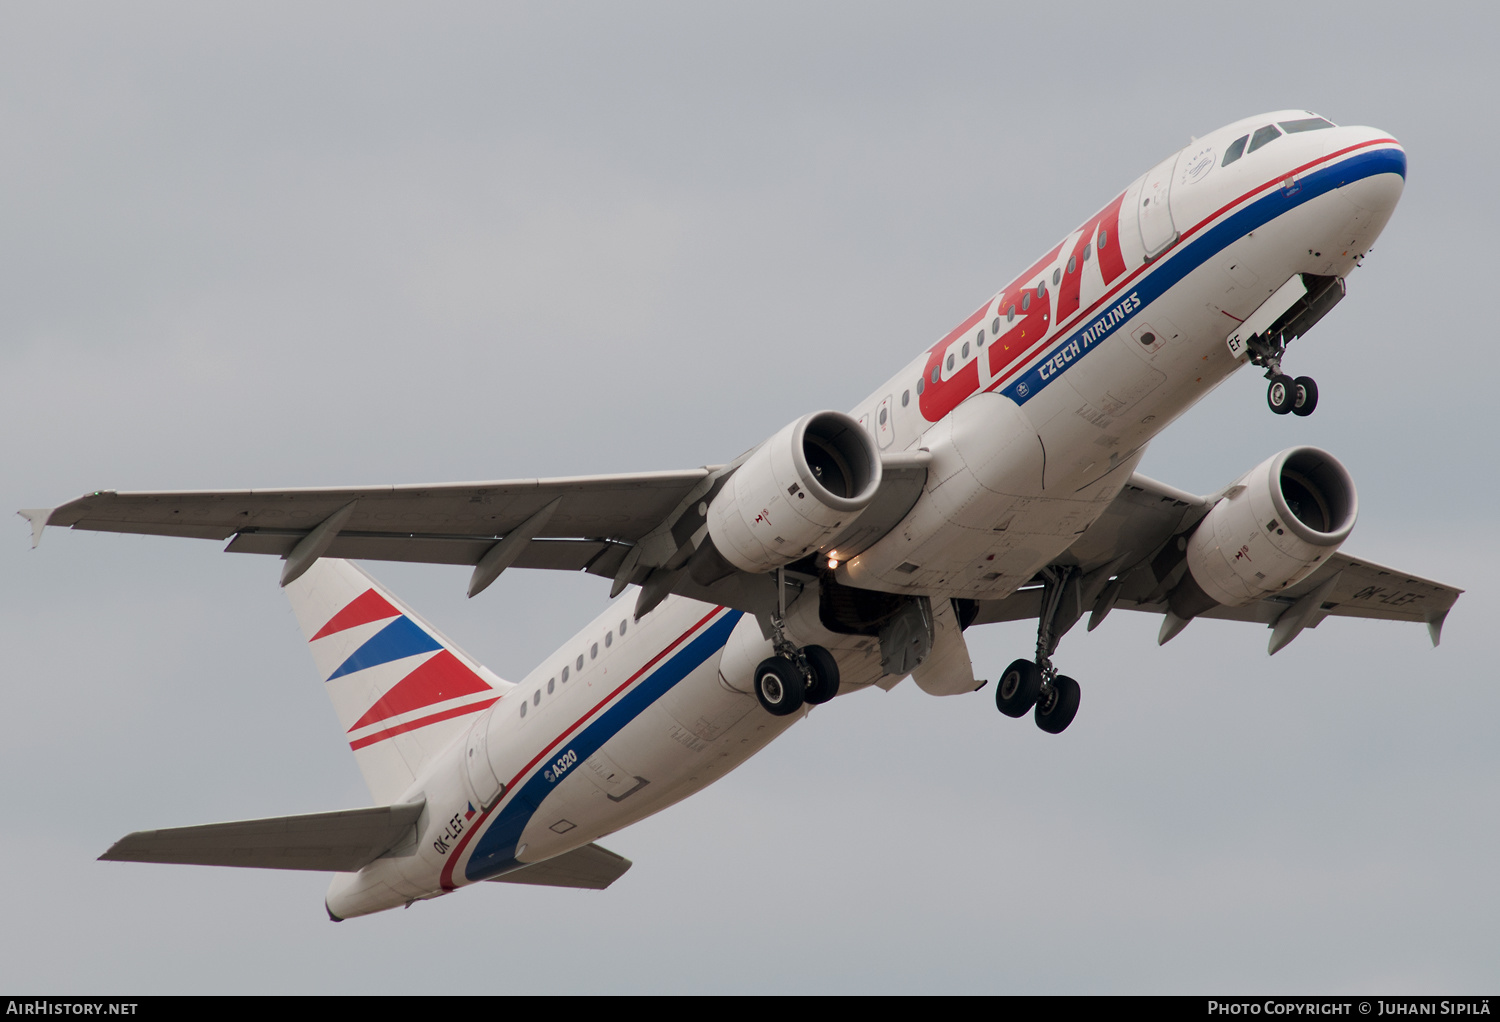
[100,801,424,872]
[488,843,633,890]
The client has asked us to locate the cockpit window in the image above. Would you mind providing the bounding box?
[1222,134,1249,167]
[1247,124,1282,154]
[1279,116,1335,133]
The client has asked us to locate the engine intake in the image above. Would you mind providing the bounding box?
[706,411,881,574]
[1171,446,1357,617]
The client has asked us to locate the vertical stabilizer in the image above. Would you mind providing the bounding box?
[284,559,511,803]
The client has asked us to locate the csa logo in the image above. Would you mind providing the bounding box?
[1016,382,1030,398]
[1180,145,1215,185]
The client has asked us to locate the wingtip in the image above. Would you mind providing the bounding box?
[1426,610,1449,648]
[17,508,52,549]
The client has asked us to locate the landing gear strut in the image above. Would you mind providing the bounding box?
[1247,334,1317,417]
[994,566,1083,734]
[754,568,840,717]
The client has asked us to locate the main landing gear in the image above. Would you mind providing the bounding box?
[994,567,1083,734]
[754,644,839,716]
[754,566,841,717]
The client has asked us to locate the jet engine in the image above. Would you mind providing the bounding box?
[706,411,881,574]
[1169,446,1357,618]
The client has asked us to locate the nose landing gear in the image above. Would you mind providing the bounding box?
[1267,372,1318,416]
[1238,273,1344,417]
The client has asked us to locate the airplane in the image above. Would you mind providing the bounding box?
[20,109,1461,920]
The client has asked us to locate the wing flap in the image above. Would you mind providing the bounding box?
[224,530,623,571]
[99,801,425,872]
[488,843,633,890]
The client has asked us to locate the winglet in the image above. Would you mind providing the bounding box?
[1426,609,1449,648]
[17,508,53,549]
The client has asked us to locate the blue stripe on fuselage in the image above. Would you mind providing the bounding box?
[462,608,743,882]
[1000,145,1406,406]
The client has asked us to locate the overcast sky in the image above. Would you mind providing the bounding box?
[3,1,1496,995]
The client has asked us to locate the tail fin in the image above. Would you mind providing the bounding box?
[284,559,510,803]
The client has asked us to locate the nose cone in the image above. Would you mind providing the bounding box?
[1335,125,1405,215]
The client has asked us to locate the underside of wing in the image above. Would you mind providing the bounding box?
[970,472,1462,652]
[41,470,713,561]
[99,802,425,872]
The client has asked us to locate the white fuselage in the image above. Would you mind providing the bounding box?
[327,111,1406,918]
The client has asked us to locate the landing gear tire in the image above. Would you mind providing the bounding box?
[1267,374,1296,415]
[996,659,1042,718]
[802,645,841,705]
[1291,376,1319,417]
[754,656,806,716]
[1034,675,1081,734]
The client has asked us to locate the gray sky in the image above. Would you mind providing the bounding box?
[3,1,1496,994]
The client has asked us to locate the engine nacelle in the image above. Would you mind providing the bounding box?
[1173,446,1357,615]
[707,411,881,574]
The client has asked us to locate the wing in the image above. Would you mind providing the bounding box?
[970,474,1462,653]
[32,470,715,571]
[26,451,932,619]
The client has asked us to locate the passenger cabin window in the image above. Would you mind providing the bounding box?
[1247,124,1282,154]
[561,666,569,682]
[1279,116,1334,133]
[1222,135,1249,167]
